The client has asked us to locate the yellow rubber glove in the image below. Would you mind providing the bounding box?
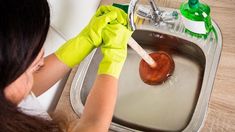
[98,22,133,78]
[55,5,128,68]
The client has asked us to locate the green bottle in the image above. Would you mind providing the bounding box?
[180,0,212,38]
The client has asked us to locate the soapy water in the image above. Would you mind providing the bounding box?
[115,52,204,131]
[140,70,178,89]
[161,73,178,89]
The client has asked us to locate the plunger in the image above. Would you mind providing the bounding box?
[128,37,175,85]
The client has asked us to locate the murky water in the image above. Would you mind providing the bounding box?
[114,50,204,131]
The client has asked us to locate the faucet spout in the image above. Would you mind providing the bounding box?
[128,0,138,31]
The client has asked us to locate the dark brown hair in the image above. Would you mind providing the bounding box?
[0,0,62,131]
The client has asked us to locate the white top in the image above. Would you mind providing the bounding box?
[18,92,51,120]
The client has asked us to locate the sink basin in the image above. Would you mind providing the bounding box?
[70,8,222,132]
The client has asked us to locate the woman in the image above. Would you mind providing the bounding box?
[0,0,132,131]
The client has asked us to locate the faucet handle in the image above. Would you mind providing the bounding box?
[149,0,163,25]
[149,0,160,13]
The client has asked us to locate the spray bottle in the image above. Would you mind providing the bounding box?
[180,0,212,38]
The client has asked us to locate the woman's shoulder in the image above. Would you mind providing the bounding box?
[18,92,51,119]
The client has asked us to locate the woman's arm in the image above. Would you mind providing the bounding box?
[33,54,118,131]
[71,15,132,131]
[32,54,71,96]
[71,75,118,132]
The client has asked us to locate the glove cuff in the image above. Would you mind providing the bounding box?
[98,61,125,78]
[55,36,94,68]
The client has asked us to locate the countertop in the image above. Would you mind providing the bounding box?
[53,0,235,131]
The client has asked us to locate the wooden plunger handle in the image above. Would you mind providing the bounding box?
[128,37,157,68]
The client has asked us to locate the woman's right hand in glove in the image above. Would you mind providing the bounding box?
[98,20,133,78]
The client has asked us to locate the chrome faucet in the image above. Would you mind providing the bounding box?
[128,0,178,30]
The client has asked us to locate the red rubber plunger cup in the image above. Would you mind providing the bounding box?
[139,51,175,85]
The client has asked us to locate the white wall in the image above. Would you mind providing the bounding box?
[38,0,101,112]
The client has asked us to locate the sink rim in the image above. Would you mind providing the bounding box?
[70,18,222,131]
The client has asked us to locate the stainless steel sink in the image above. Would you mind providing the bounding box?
[70,7,222,132]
